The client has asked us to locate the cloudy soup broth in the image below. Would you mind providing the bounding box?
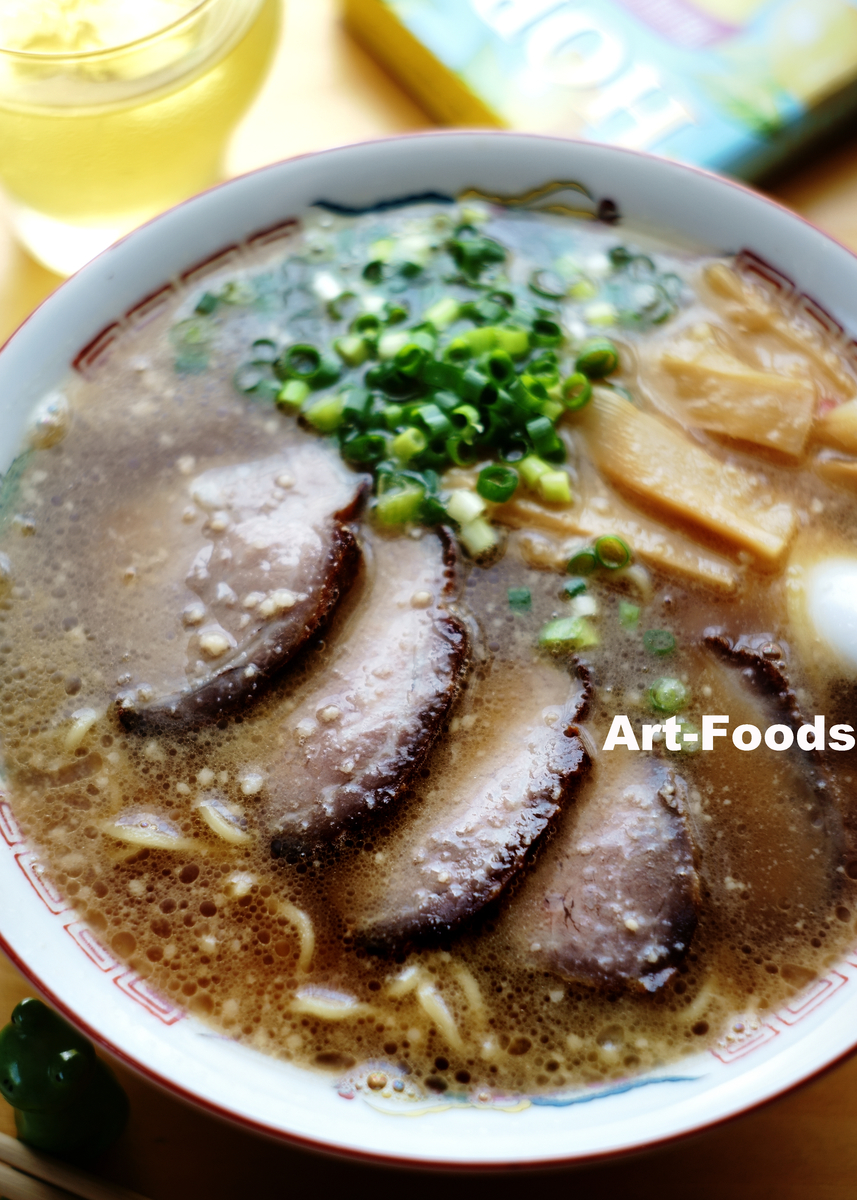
[3,199,857,1104]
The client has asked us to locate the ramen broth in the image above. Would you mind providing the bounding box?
[1,201,856,1099]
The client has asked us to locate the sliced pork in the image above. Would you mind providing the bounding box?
[514,758,699,992]
[349,660,590,949]
[117,443,366,733]
[694,636,840,925]
[266,530,468,853]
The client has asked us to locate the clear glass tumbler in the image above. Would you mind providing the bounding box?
[0,0,280,275]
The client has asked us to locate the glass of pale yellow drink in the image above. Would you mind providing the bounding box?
[0,0,280,275]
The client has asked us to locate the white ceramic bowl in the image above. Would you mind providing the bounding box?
[1,131,857,1169]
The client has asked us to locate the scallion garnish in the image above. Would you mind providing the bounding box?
[304,393,345,433]
[508,587,532,610]
[594,535,631,570]
[562,578,587,599]
[538,616,599,651]
[195,291,218,315]
[575,337,619,378]
[276,345,341,389]
[561,372,592,411]
[618,600,640,629]
[568,547,598,575]
[649,677,688,714]
[391,426,427,462]
[643,629,676,656]
[477,465,518,504]
[539,470,571,503]
[531,317,563,348]
[225,213,683,551]
[277,379,310,409]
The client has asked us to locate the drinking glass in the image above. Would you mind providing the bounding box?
[0,0,280,276]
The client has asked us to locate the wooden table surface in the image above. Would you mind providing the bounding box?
[3,2,857,1196]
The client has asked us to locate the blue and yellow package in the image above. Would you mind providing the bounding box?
[344,0,857,178]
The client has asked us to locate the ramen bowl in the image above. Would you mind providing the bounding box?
[0,132,856,1168]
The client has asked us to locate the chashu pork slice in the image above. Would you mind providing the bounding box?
[118,442,366,733]
[266,530,469,853]
[348,660,590,949]
[512,757,700,992]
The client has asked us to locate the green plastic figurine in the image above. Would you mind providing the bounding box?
[0,998,129,1160]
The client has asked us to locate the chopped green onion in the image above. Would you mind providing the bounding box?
[394,342,429,377]
[277,345,340,388]
[526,415,564,460]
[477,465,518,504]
[334,335,370,366]
[462,326,498,356]
[383,300,409,325]
[341,387,370,423]
[538,615,599,651]
[508,587,532,610]
[568,547,598,575]
[531,317,563,348]
[561,372,592,411]
[484,349,516,386]
[562,578,587,599]
[594,535,631,570]
[446,436,479,467]
[423,297,461,330]
[341,431,388,465]
[304,393,345,433]
[195,291,218,315]
[462,366,490,403]
[527,355,560,388]
[446,488,485,525]
[375,484,425,525]
[234,363,267,394]
[350,313,382,337]
[643,629,676,656]
[219,280,255,306]
[575,337,619,378]
[276,379,310,409]
[444,337,473,364]
[171,317,212,348]
[430,389,461,413]
[618,600,640,629]
[369,237,394,262]
[421,362,462,392]
[250,338,278,364]
[450,404,483,442]
[459,516,499,557]
[382,403,404,431]
[378,330,411,359]
[327,290,358,321]
[413,403,451,439]
[421,495,447,525]
[529,269,567,299]
[649,677,688,714]
[585,301,618,327]
[449,232,506,277]
[391,426,427,462]
[518,455,551,490]
[494,326,530,359]
[469,297,507,324]
[538,470,572,504]
[525,414,554,446]
[609,246,633,268]
[671,716,701,754]
[539,400,564,423]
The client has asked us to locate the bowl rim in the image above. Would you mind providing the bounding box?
[2,127,857,1171]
